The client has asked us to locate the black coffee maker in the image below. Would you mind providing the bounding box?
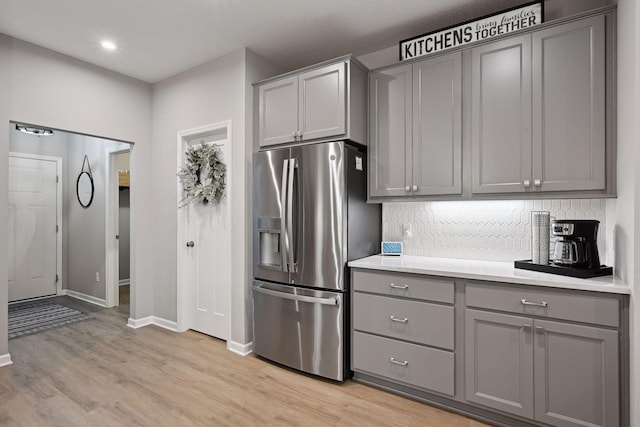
[551,220,601,269]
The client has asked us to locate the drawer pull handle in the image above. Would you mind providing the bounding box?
[390,316,408,323]
[390,357,408,366]
[389,283,408,290]
[521,298,548,307]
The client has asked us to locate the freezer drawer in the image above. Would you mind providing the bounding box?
[252,281,345,380]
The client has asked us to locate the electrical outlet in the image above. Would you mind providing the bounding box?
[402,223,412,238]
[95,272,100,282]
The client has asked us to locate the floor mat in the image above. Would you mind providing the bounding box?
[8,300,94,339]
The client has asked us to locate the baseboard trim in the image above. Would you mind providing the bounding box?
[227,340,253,356]
[127,316,153,329]
[64,290,107,307]
[127,316,178,332]
[0,353,13,368]
[118,279,130,286]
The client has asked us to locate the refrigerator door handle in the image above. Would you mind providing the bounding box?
[287,158,297,272]
[254,285,339,306]
[280,159,290,272]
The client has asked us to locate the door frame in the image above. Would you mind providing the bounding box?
[8,152,63,298]
[105,147,131,308]
[176,120,232,337]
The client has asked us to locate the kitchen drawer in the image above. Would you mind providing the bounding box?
[465,281,620,327]
[353,292,454,349]
[353,331,454,396]
[352,269,454,304]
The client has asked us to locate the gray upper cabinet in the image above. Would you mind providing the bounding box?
[532,15,606,192]
[472,15,607,195]
[369,64,412,198]
[256,57,367,148]
[413,52,462,196]
[369,51,462,199]
[298,62,346,142]
[258,76,299,147]
[471,35,532,194]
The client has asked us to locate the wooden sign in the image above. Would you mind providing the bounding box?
[400,1,543,61]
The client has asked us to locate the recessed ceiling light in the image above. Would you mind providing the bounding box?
[101,40,117,51]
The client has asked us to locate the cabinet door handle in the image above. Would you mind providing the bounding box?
[535,325,545,333]
[405,185,411,192]
[534,179,541,187]
[412,185,418,192]
[390,316,408,323]
[523,323,531,330]
[389,283,408,290]
[390,357,408,366]
[521,298,548,307]
[291,131,297,140]
[297,130,303,139]
[523,179,531,188]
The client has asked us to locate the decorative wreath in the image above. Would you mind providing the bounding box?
[178,144,226,207]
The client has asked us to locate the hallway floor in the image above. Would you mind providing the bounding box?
[1,296,487,426]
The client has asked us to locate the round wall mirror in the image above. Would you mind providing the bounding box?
[77,171,94,208]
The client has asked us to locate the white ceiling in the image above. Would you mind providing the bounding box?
[0,0,529,83]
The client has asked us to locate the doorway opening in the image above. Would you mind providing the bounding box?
[8,121,133,320]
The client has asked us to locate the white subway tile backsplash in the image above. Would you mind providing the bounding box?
[382,199,609,263]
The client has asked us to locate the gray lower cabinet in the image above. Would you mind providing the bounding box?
[369,51,462,199]
[465,309,535,418]
[533,319,619,427]
[465,282,621,427]
[351,270,455,396]
[351,269,627,427]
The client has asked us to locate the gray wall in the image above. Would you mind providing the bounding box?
[150,48,281,345]
[119,189,130,281]
[0,35,153,357]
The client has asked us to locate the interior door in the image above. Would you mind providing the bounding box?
[182,140,231,339]
[8,155,58,302]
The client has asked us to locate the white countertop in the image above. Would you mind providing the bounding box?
[348,255,630,295]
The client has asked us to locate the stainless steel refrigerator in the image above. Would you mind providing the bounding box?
[252,141,381,381]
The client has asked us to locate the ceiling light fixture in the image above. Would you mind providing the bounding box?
[15,124,54,136]
[101,40,117,51]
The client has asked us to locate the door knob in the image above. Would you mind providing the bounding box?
[186,241,195,248]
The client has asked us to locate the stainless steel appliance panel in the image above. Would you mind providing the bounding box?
[252,281,344,380]
[253,148,291,284]
[289,141,347,290]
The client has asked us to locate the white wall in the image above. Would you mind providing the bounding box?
[150,48,280,345]
[0,35,153,357]
[356,0,613,70]
[615,0,640,424]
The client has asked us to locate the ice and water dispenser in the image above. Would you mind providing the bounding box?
[257,217,282,269]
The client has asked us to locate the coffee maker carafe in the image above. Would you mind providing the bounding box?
[551,220,601,269]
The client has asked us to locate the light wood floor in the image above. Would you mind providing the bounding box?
[1,295,489,427]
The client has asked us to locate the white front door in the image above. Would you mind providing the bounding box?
[8,155,58,302]
[179,137,231,340]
